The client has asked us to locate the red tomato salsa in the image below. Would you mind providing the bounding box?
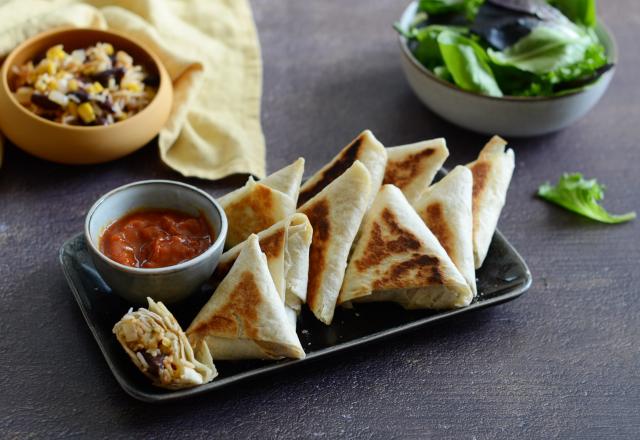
[100,209,215,268]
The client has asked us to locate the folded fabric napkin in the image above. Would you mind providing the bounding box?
[0,0,266,179]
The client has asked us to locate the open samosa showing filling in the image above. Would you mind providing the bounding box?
[113,298,217,390]
[412,166,477,296]
[339,185,473,310]
[218,158,304,248]
[466,136,515,269]
[188,235,305,360]
[383,138,449,205]
[298,160,372,325]
[297,130,386,208]
[212,213,313,320]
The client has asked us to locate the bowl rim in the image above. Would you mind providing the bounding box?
[1,26,170,131]
[84,180,228,275]
[397,0,618,103]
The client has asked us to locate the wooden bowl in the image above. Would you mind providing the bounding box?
[0,27,172,164]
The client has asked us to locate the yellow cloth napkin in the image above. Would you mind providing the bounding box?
[0,0,266,179]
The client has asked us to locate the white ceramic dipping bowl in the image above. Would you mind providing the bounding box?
[85,180,227,304]
[397,1,617,137]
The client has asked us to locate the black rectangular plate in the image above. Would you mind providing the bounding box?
[60,225,531,403]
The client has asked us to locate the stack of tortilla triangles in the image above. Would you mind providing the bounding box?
[116,131,516,380]
[188,235,305,360]
[211,213,313,324]
[201,132,514,333]
[218,158,304,248]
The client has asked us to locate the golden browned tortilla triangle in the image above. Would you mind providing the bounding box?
[338,185,473,310]
[466,136,515,269]
[212,213,313,314]
[412,166,476,295]
[297,130,386,208]
[383,138,449,205]
[260,158,305,204]
[298,160,372,324]
[187,235,305,360]
[218,158,305,248]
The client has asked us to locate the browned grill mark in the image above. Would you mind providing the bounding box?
[300,199,330,308]
[297,135,364,207]
[355,208,421,271]
[422,202,452,257]
[469,161,490,231]
[355,207,443,290]
[260,228,286,260]
[372,254,441,290]
[383,148,435,189]
[188,271,261,339]
[212,228,286,284]
[224,184,276,246]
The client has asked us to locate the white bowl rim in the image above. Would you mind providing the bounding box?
[397,1,618,103]
[84,179,228,275]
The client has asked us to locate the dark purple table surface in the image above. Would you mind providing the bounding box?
[1,1,639,438]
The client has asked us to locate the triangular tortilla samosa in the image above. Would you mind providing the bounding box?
[187,235,305,360]
[383,138,449,204]
[412,166,476,295]
[218,158,305,248]
[338,185,473,309]
[466,136,515,269]
[212,213,313,315]
[298,160,372,324]
[260,157,305,205]
[297,130,385,208]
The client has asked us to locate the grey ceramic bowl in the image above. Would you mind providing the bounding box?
[398,1,617,137]
[84,180,227,304]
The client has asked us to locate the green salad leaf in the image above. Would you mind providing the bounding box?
[549,0,597,27]
[487,25,594,75]
[487,31,608,96]
[418,0,484,20]
[538,173,636,224]
[397,0,610,97]
[404,25,466,69]
[411,26,448,69]
[437,30,503,96]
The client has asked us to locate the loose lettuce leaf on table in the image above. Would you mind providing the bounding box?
[538,173,636,224]
[438,30,503,96]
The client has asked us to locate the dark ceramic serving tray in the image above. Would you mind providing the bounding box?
[60,223,531,403]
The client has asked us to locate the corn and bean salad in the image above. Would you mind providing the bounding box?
[11,42,158,126]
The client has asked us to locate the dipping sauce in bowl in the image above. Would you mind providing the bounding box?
[100,209,215,269]
[85,180,227,304]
